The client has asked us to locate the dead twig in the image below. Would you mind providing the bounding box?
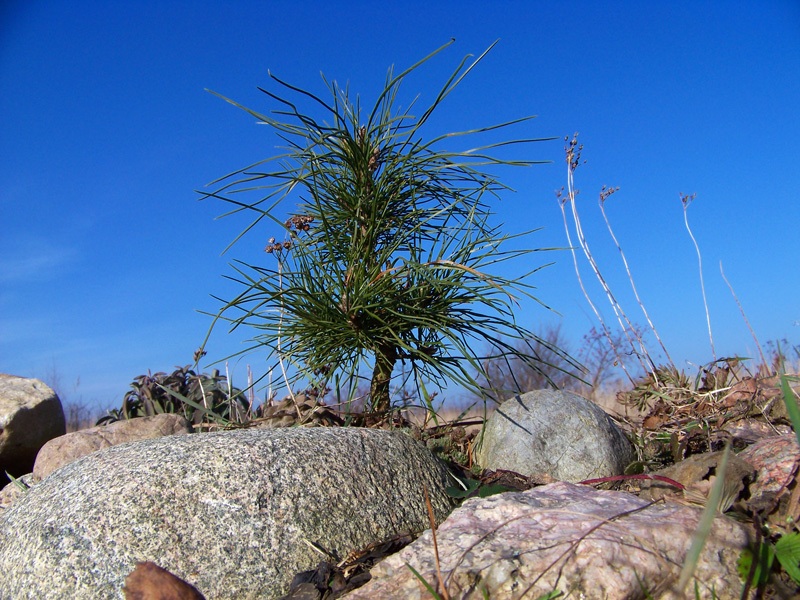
[422,483,450,600]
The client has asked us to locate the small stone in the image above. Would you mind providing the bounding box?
[476,390,635,482]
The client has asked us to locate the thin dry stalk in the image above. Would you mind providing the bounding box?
[558,135,636,385]
[198,374,209,411]
[719,260,768,370]
[247,364,254,414]
[559,195,630,384]
[225,361,233,416]
[567,171,651,378]
[423,483,450,600]
[583,187,657,374]
[682,193,715,360]
[275,254,302,419]
[267,368,274,407]
[567,138,655,378]
[599,190,675,371]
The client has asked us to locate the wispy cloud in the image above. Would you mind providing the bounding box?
[0,240,79,284]
[0,314,58,345]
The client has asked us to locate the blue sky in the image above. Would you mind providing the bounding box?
[2,1,799,411]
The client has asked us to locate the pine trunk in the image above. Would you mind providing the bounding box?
[369,343,397,413]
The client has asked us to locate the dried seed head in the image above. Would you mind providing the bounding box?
[283,241,292,250]
[313,363,332,377]
[286,215,314,231]
[599,185,620,203]
[565,133,584,171]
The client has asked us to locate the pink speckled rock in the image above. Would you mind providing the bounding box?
[738,434,800,499]
[342,482,749,600]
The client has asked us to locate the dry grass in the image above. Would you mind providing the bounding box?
[62,399,105,433]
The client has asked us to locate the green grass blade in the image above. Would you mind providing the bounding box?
[677,441,731,593]
[780,373,800,449]
[406,563,444,600]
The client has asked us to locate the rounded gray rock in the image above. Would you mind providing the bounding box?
[477,390,635,482]
[0,427,456,599]
[0,375,65,483]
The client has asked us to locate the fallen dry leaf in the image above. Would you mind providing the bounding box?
[722,377,758,406]
[123,561,206,600]
[642,413,668,430]
[639,451,755,512]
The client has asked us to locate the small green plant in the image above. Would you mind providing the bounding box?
[98,364,247,426]
[198,40,573,414]
[444,475,513,500]
[738,531,800,593]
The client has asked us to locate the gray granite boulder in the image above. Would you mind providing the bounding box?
[342,481,750,600]
[0,374,65,484]
[477,390,635,482]
[0,427,456,600]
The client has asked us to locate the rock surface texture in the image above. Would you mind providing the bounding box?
[477,390,635,482]
[342,481,750,600]
[737,433,800,501]
[32,413,192,481]
[0,374,65,484]
[0,427,455,600]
